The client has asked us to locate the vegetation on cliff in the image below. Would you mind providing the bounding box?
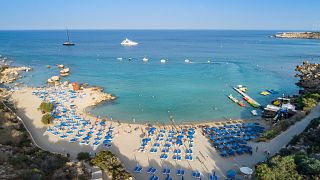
[255,117,320,179]
[0,98,90,179]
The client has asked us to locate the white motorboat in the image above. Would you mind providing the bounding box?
[185,59,191,63]
[143,57,149,62]
[251,110,258,116]
[121,38,138,46]
[160,59,167,64]
[117,57,123,60]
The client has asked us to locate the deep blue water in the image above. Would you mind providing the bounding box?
[0,30,319,124]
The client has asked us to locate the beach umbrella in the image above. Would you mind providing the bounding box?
[226,169,236,178]
[240,167,253,175]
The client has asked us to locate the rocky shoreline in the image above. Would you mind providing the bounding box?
[274,32,320,39]
[295,61,320,93]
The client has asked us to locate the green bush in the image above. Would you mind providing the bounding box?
[295,153,320,176]
[297,91,320,111]
[41,113,53,124]
[39,102,53,113]
[91,151,131,180]
[20,168,44,180]
[255,155,302,180]
[9,154,29,168]
[77,152,90,161]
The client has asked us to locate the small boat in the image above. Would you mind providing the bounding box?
[121,38,138,46]
[63,28,75,46]
[117,57,123,60]
[185,59,191,63]
[260,91,270,96]
[160,59,167,64]
[143,57,149,62]
[267,89,279,94]
[237,85,247,92]
[251,110,258,116]
[238,101,245,107]
[228,94,239,103]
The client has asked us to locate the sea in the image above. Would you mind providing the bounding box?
[0,30,319,124]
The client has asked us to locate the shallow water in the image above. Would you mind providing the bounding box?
[0,30,319,123]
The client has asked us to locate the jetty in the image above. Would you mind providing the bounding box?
[233,87,261,108]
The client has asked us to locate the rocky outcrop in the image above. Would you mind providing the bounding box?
[295,61,320,93]
[0,66,31,84]
[274,32,320,39]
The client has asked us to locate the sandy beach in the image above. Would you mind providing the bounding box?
[8,83,319,180]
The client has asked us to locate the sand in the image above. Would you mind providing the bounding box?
[10,86,320,180]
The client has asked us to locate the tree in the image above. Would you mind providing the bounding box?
[255,155,302,180]
[77,152,90,161]
[38,102,53,113]
[41,113,53,124]
[295,153,320,176]
[91,151,131,180]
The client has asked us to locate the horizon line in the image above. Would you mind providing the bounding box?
[0,28,315,31]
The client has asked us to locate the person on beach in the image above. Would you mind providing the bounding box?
[256,146,258,152]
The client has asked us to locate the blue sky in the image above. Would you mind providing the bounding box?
[1,0,320,30]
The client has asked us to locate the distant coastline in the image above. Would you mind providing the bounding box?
[274,32,320,39]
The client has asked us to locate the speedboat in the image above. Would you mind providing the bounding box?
[117,57,123,60]
[121,38,138,46]
[185,59,191,63]
[251,110,258,116]
[160,59,167,64]
[143,57,149,62]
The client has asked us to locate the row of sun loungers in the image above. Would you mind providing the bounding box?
[139,127,196,161]
[33,87,113,149]
[203,122,264,157]
[134,164,218,179]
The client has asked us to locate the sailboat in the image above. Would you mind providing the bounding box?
[63,28,75,46]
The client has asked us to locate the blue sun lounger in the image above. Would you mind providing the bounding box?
[147,167,157,174]
[150,148,158,153]
[162,167,171,175]
[93,141,100,146]
[69,138,77,143]
[192,171,201,179]
[177,168,185,176]
[150,175,158,180]
[134,164,143,173]
[185,155,193,161]
[173,155,182,161]
[209,173,218,180]
[60,135,67,139]
[160,154,168,159]
[104,143,112,148]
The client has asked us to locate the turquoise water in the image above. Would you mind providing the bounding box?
[0,30,319,124]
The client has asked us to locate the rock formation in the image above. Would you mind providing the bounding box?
[295,61,320,93]
[274,32,320,39]
[0,66,32,84]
